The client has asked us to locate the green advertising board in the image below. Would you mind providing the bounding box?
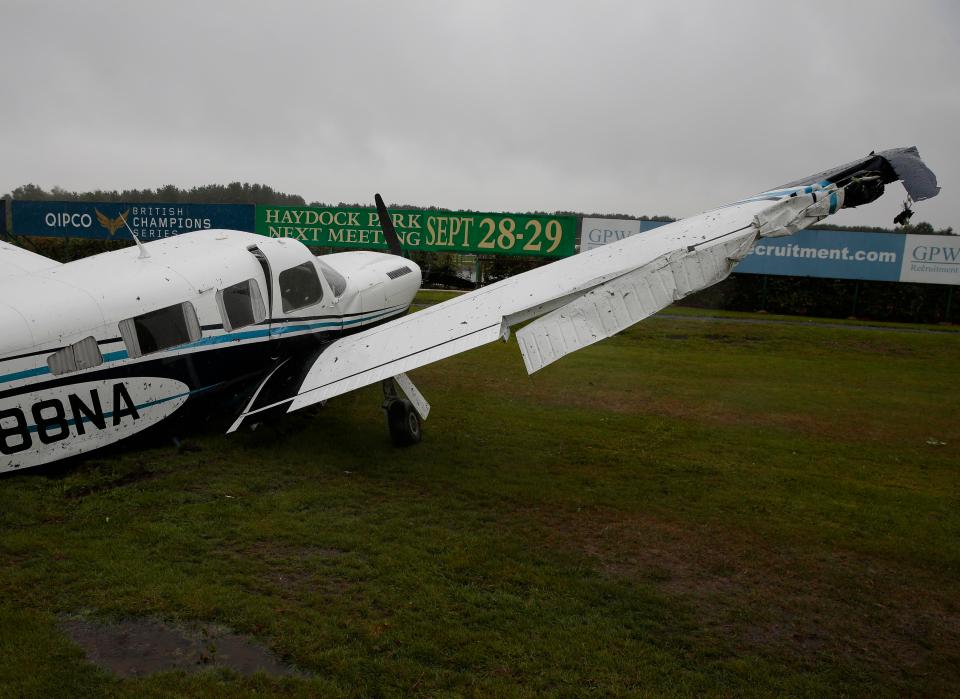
[255,205,577,258]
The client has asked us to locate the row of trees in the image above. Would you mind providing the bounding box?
[682,274,956,324]
[7,182,305,206]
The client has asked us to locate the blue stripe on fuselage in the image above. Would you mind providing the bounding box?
[0,307,405,386]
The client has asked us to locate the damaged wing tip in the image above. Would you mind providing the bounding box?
[880,146,941,202]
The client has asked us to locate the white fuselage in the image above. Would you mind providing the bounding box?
[0,230,421,472]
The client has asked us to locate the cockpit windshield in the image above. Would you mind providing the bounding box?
[316,259,348,297]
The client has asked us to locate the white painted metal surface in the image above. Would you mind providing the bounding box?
[516,231,756,373]
[394,372,430,420]
[0,377,190,471]
[0,240,61,279]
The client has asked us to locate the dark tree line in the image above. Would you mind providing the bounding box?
[682,274,956,324]
[810,221,954,235]
[6,182,305,206]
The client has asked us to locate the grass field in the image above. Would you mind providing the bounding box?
[1,294,958,697]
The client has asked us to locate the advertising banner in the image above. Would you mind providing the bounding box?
[581,218,642,252]
[735,229,905,282]
[899,234,960,286]
[580,218,671,252]
[580,219,959,286]
[256,206,577,258]
[11,201,255,240]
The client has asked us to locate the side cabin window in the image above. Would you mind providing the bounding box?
[47,336,103,376]
[119,302,201,359]
[217,279,266,332]
[316,259,347,297]
[279,262,323,313]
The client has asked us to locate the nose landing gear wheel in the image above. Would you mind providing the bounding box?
[386,398,421,446]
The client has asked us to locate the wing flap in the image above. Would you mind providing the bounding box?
[516,231,755,373]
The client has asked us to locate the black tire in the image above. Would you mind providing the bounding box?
[386,399,421,447]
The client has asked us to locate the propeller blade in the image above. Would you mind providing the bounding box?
[374,193,403,256]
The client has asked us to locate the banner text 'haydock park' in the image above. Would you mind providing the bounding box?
[256,206,577,258]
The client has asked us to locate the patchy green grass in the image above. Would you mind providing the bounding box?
[412,288,467,306]
[1,302,958,697]
[659,304,960,332]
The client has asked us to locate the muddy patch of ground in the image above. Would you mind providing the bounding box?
[533,507,960,687]
[235,541,354,600]
[60,465,157,499]
[59,617,299,678]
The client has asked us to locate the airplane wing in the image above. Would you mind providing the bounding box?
[228,147,939,430]
[0,240,61,279]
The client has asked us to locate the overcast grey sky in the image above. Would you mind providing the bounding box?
[2,1,957,229]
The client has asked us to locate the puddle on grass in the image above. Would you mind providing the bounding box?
[60,617,299,678]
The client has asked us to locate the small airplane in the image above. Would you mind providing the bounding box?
[0,147,940,473]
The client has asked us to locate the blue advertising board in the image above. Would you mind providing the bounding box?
[11,201,255,241]
[734,229,905,282]
[583,219,960,285]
